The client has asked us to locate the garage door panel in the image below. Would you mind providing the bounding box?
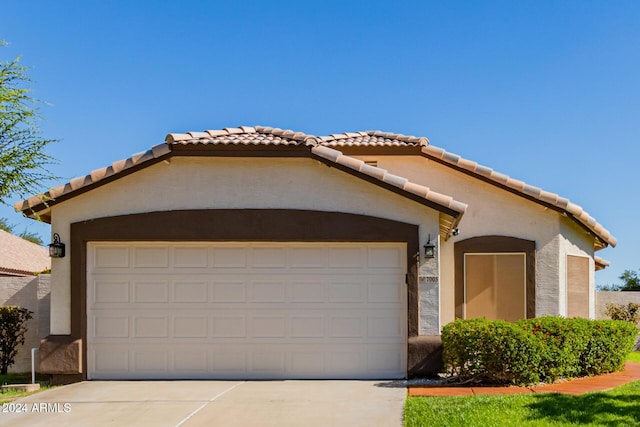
[368,279,402,303]
[289,280,325,302]
[93,246,130,268]
[252,316,286,338]
[328,247,364,268]
[328,281,363,302]
[251,351,286,373]
[133,280,169,303]
[211,351,247,372]
[174,351,207,372]
[367,246,403,268]
[251,247,287,268]
[212,281,247,302]
[134,350,168,372]
[93,280,129,304]
[289,316,325,338]
[289,247,327,268]
[173,246,208,268]
[212,315,247,338]
[173,281,208,302]
[251,281,286,302]
[174,316,207,338]
[213,247,247,268]
[134,316,168,338]
[133,247,169,268]
[92,348,129,373]
[93,316,129,339]
[88,242,406,380]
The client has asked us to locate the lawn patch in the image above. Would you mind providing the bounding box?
[405,381,640,427]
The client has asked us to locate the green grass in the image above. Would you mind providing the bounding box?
[627,351,640,363]
[405,380,640,426]
[0,373,51,404]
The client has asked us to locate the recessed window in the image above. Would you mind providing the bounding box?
[567,255,589,318]
[364,160,378,167]
[464,253,526,322]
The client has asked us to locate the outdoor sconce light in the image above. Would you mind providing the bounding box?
[424,234,436,259]
[49,233,66,258]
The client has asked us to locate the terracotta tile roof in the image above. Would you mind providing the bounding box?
[14,126,466,239]
[319,130,428,147]
[595,256,610,271]
[13,143,172,216]
[166,126,317,146]
[13,126,614,249]
[311,145,466,238]
[420,144,617,249]
[0,230,50,276]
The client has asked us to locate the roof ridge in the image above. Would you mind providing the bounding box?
[166,126,318,145]
[365,130,429,145]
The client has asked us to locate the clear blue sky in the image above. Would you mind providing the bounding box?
[1,1,638,287]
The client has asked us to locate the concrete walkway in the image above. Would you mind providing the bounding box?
[409,362,640,397]
[0,380,405,427]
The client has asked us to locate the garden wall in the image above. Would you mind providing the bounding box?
[0,275,50,372]
[596,291,640,325]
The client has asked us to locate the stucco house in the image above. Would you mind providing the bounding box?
[15,126,615,383]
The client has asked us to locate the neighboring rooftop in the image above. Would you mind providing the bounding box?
[0,230,50,276]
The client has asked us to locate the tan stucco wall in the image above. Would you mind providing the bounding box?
[357,155,598,326]
[559,219,596,317]
[0,275,50,372]
[596,291,640,323]
[48,157,441,335]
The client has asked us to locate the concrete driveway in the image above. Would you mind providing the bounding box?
[0,380,406,426]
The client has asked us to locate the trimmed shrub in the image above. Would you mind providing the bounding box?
[442,316,637,386]
[517,316,590,381]
[605,302,640,324]
[579,319,637,375]
[442,318,543,385]
[0,306,33,375]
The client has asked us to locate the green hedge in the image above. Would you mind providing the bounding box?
[442,316,637,386]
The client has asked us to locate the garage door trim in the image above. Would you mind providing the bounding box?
[71,209,420,379]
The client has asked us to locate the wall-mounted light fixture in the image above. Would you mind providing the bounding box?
[49,233,65,258]
[424,234,436,259]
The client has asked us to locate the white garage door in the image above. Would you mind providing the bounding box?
[87,242,407,379]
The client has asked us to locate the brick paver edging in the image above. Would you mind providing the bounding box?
[409,362,640,397]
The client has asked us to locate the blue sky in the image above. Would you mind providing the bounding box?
[1,1,638,287]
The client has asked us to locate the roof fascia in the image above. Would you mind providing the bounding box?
[421,151,610,249]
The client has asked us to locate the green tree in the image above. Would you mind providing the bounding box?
[17,229,43,245]
[619,269,640,291]
[1,40,57,204]
[599,269,640,291]
[0,216,12,232]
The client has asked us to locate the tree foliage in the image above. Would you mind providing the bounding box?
[619,270,640,291]
[0,306,33,375]
[1,40,57,205]
[598,269,640,292]
[0,216,43,245]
